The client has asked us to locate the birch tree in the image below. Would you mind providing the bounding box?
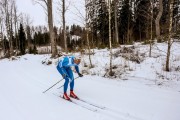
[0,4,4,54]
[47,0,57,57]
[9,1,14,56]
[155,0,163,41]
[85,0,93,68]
[114,0,119,44]
[56,0,71,54]
[149,0,154,57]
[62,0,67,53]
[13,2,19,53]
[108,0,113,76]
[1,0,15,57]
[0,17,4,55]
[165,0,174,71]
[34,0,57,57]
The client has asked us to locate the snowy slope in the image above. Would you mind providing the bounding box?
[0,42,180,120]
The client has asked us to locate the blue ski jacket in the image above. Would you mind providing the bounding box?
[56,56,80,75]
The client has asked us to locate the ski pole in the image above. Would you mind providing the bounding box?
[57,84,64,89]
[57,76,79,89]
[43,79,64,93]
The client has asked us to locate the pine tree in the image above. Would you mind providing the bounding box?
[19,23,26,55]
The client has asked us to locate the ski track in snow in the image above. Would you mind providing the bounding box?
[51,91,142,120]
[55,91,144,120]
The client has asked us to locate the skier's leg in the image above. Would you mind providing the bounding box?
[66,68,78,99]
[56,67,71,100]
[63,77,69,93]
[66,68,74,90]
[63,76,71,100]
[56,66,69,93]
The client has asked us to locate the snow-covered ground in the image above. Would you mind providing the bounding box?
[0,42,180,120]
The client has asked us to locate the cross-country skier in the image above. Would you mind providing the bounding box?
[56,56,83,100]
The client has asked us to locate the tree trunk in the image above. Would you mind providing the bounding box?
[62,0,67,54]
[155,0,163,41]
[9,13,13,56]
[165,0,174,71]
[86,28,93,68]
[149,0,153,57]
[127,12,130,44]
[114,0,119,45]
[26,26,31,53]
[0,23,4,55]
[14,4,18,54]
[138,21,141,42]
[47,0,57,57]
[85,0,93,68]
[108,0,113,76]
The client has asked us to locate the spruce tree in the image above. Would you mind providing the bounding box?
[134,0,151,41]
[119,0,133,44]
[26,25,32,53]
[96,0,109,47]
[19,23,26,55]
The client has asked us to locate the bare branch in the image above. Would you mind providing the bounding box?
[70,1,85,26]
[65,0,71,12]
[56,0,71,14]
[71,17,85,26]
[32,0,48,16]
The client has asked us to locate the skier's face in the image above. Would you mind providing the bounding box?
[74,59,81,64]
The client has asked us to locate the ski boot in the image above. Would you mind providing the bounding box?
[70,90,79,100]
[63,93,71,101]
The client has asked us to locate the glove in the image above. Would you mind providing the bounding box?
[62,74,68,79]
[78,73,83,77]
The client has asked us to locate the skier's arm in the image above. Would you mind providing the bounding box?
[75,65,80,74]
[75,66,83,77]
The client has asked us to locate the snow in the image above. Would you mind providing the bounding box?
[0,42,180,120]
[37,46,62,54]
[70,35,81,42]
